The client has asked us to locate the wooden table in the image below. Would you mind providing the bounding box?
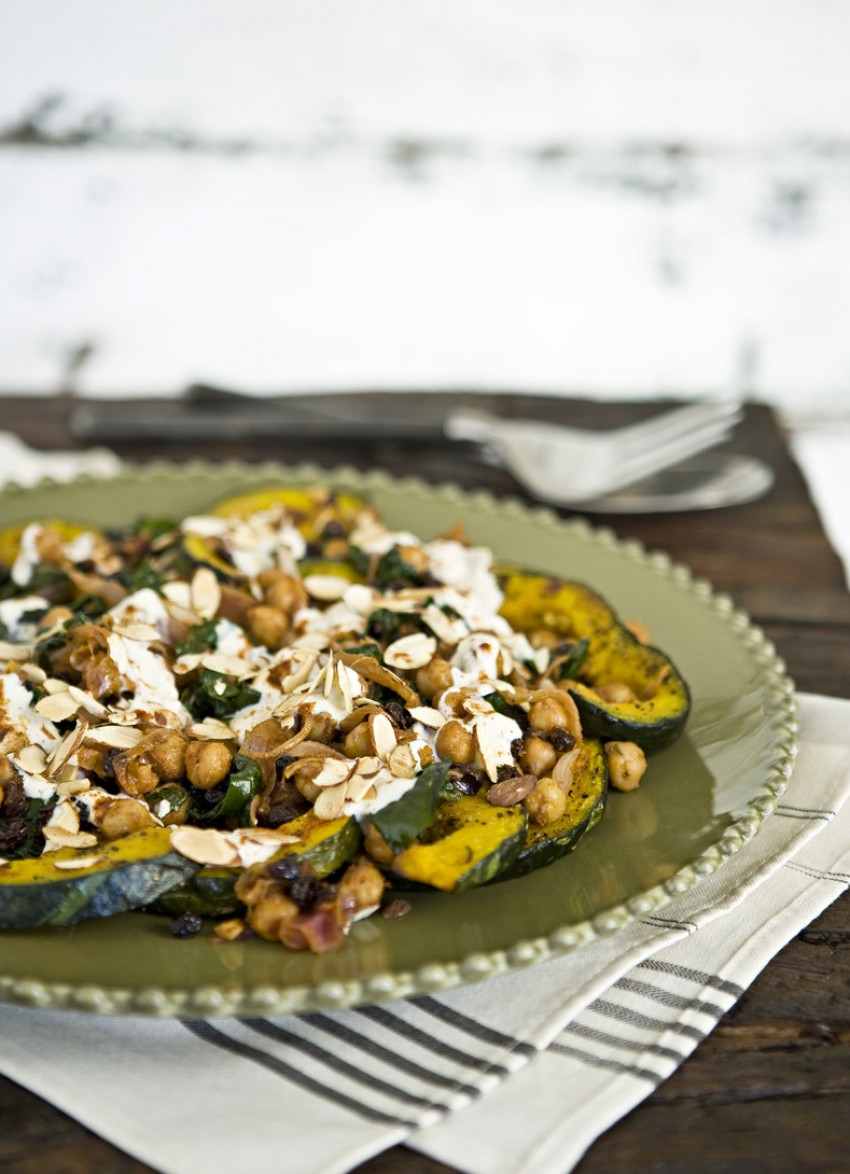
[1,393,848,1174]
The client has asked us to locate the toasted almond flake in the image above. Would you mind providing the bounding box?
[201,653,256,680]
[43,677,72,695]
[336,661,354,712]
[114,621,160,642]
[55,777,91,797]
[47,722,88,777]
[186,718,235,741]
[52,854,106,871]
[191,566,222,619]
[303,573,349,602]
[165,599,204,626]
[42,828,98,851]
[342,583,378,615]
[67,685,110,719]
[346,772,378,802]
[313,781,347,820]
[48,799,80,833]
[312,758,356,788]
[473,712,520,783]
[13,744,48,774]
[0,640,34,660]
[369,711,397,760]
[36,691,81,722]
[278,648,319,692]
[422,604,467,645]
[161,580,192,607]
[486,774,537,806]
[170,826,241,867]
[323,652,335,698]
[18,662,47,685]
[84,725,144,749]
[462,695,495,718]
[388,742,419,779]
[383,632,437,671]
[172,653,205,675]
[407,706,446,729]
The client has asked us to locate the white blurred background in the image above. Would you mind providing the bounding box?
[0,0,848,418]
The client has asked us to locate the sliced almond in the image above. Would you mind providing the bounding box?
[84,725,144,750]
[36,691,81,723]
[114,621,160,642]
[407,706,446,729]
[13,744,48,774]
[462,695,495,718]
[383,632,437,671]
[201,653,256,680]
[191,566,222,620]
[323,652,335,698]
[342,583,378,615]
[369,711,397,760]
[67,685,110,719]
[0,640,34,660]
[55,777,92,798]
[346,772,378,802]
[170,826,240,868]
[422,604,467,645]
[312,758,356,789]
[42,828,98,851]
[43,677,73,695]
[18,662,47,685]
[303,574,348,602]
[313,781,347,820]
[52,854,106,871]
[186,718,235,741]
[46,722,88,777]
[172,653,205,675]
[47,799,80,834]
[486,774,537,806]
[387,742,419,779]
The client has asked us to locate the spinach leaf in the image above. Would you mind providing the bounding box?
[180,669,261,722]
[117,557,166,593]
[0,797,56,860]
[557,638,590,681]
[192,755,262,823]
[176,619,219,656]
[368,760,451,853]
[486,691,530,731]
[373,546,423,589]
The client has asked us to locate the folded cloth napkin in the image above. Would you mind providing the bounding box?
[0,691,848,1174]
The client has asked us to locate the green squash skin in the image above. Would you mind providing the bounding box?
[0,829,198,930]
[503,739,608,879]
[392,796,528,893]
[498,570,691,754]
[148,814,362,917]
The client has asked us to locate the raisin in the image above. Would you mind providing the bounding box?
[0,819,29,851]
[170,912,203,939]
[548,729,576,753]
[2,778,26,818]
[268,856,302,883]
[384,700,414,730]
[290,874,334,912]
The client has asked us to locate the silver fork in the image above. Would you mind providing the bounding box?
[444,400,743,505]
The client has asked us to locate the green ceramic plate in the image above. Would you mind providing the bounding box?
[0,462,797,1018]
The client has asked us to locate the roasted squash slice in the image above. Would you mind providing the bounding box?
[498,570,690,753]
[506,739,608,878]
[0,828,198,929]
[392,795,527,893]
[150,814,361,917]
[183,487,368,579]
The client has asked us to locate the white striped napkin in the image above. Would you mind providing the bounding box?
[0,691,848,1174]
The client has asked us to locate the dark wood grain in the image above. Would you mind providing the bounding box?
[0,393,847,1174]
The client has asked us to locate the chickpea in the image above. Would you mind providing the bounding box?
[185,740,233,790]
[529,695,568,735]
[415,656,453,700]
[246,891,300,943]
[520,734,557,778]
[435,719,476,765]
[363,821,394,866]
[339,857,386,912]
[247,604,289,651]
[604,741,648,792]
[262,572,308,615]
[293,773,322,803]
[343,720,374,759]
[99,797,156,840]
[140,729,187,781]
[304,711,336,744]
[113,754,159,797]
[524,777,568,826]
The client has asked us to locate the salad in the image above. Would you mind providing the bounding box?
[0,487,690,953]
